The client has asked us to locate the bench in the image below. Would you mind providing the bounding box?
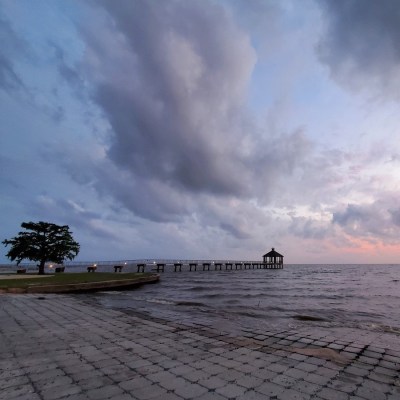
[114,265,123,272]
[55,266,65,273]
[87,266,97,272]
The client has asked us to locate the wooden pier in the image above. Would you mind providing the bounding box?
[2,249,284,274]
[132,259,283,273]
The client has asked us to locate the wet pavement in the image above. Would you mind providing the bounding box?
[0,294,399,399]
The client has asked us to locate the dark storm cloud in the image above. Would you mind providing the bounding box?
[30,196,118,240]
[53,146,191,223]
[88,0,257,197]
[389,208,400,227]
[60,0,313,228]
[219,222,250,240]
[318,0,400,96]
[332,204,366,227]
[289,216,330,239]
[333,199,400,240]
[0,16,25,92]
[50,42,86,99]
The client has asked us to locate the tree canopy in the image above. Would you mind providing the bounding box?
[2,221,80,274]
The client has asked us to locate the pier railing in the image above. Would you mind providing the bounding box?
[0,259,283,272]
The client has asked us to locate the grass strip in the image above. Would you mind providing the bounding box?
[0,272,149,289]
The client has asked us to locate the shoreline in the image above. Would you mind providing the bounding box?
[1,294,399,399]
[0,273,159,294]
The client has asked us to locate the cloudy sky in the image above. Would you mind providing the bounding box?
[1,0,400,264]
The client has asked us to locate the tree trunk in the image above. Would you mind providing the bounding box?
[38,260,46,275]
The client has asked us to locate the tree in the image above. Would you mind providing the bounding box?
[2,221,80,275]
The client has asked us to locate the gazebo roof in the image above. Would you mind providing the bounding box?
[263,248,283,257]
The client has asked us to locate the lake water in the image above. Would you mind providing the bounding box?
[85,264,400,336]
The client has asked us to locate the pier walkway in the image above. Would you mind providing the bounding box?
[135,261,283,273]
[0,260,283,274]
[1,294,399,400]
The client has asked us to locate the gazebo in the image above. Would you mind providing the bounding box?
[263,248,284,269]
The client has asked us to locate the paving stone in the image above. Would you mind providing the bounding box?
[108,395,137,400]
[215,368,243,383]
[296,362,319,372]
[63,363,96,374]
[383,354,400,363]
[272,372,300,388]
[169,364,196,376]
[0,384,36,400]
[131,383,168,400]
[0,374,30,389]
[35,375,74,390]
[285,367,309,379]
[217,358,243,369]
[215,382,247,398]
[30,368,66,382]
[56,395,90,400]
[235,375,263,389]
[127,359,153,369]
[234,354,255,363]
[92,357,121,368]
[363,350,382,359]
[292,380,322,395]
[40,384,82,400]
[328,343,345,350]
[146,370,176,384]
[327,377,358,394]
[265,362,289,373]
[2,295,400,400]
[245,357,270,369]
[77,376,114,390]
[379,360,399,370]
[174,382,209,398]
[202,364,226,376]
[344,366,370,377]
[358,356,380,366]
[236,389,270,399]
[298,338,314,344]
[192,392,227,400]
[374,366,398,377]
[288,353,308,362]
[149,393,182,400]
[191,360,213,370]
[234,363,260,374]
[355,386,387,400]
[71,369,104,382]
[119,376,153,391]
[183,369,212,383]
[159,376,188,391]
[86,384,125,400]
[318,387,350,400]
[362,378,393,393]
[277,388,312,400]
[1,394,42,400]
[303,373,331,386]
[256,381,285,397]
[197,376,227,390]
[252,367,278,381]
[368,371,396,384]
[316,366,340,378]
[344,346,361,354]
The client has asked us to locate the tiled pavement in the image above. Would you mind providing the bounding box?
[0,294,399,400]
